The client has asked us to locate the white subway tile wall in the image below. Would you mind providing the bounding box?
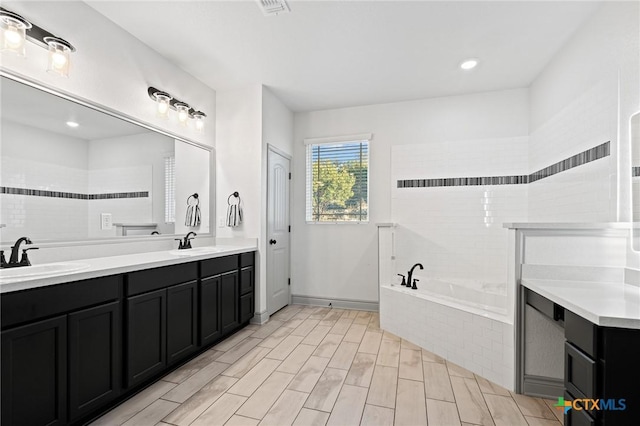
[528,78,617,221]
[391,137,529,291]
[380,286,514,390]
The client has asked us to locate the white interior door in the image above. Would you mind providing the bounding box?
[267,147,291,315]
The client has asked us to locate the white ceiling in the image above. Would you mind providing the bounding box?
[87,1,601,112]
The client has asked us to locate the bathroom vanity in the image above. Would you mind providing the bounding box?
[522,281,640,426]
[0,245,256,426]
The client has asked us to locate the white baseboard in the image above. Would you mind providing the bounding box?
[291,294,378,312]
[250,309,269,325]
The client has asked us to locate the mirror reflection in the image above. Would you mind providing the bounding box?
[0,76,210,244]
[632,112,639,251]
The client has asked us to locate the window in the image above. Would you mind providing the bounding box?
[164,156,175,223]
[305,135,370,222]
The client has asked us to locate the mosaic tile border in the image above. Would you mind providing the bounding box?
[397,141,610,188]
[0,187,149,200]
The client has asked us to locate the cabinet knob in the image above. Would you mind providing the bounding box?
[269,239,277,245]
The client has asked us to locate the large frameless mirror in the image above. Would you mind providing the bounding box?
[632,112,640,251]
[0,74,212,246]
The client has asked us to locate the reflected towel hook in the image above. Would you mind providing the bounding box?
[227,191,240,205]
[187,193,199,206]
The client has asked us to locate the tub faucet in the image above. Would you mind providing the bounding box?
[407,263,423,289]
[176,231,197,249]
[2,237,38,268]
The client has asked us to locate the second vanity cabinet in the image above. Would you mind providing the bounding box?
[1,250,255,426]
[524,288,640,425]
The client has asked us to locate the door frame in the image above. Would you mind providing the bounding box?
[266,144,292,316]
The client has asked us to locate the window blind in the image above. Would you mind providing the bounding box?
[305,139,369,222]
[164,156,175,223]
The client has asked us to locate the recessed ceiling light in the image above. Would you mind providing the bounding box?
[460,59,479,70]
[66,121,79,128]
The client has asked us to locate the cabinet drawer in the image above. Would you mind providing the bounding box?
[240,251,255,268]
[564,391,596,426]
[201,255,239,278]
[240,266,254,296]
[525,288,564,322]
[565,310,597,358]
[565,342,596,399]
[1,275,120,329]
[127,262,197,296]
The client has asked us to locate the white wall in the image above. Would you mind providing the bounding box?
[175,141,211,236]
[292,89,529,303]
[215,85,293,320]
[529,1,639,224]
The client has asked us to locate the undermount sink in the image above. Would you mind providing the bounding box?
[168,246,227,257]
[0,262,90,283]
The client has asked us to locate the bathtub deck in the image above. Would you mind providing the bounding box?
[91,304,563,426]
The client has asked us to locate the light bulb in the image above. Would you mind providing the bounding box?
[0,15,30,56]
[460,58,479,70]
[154,92,171,119]
[195,117,204,132]
[52,51,67,68]
[4,27,21,47]
[176,104,190,127]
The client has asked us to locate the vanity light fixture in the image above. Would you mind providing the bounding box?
[0,7,76,76]
[147,87,207,133]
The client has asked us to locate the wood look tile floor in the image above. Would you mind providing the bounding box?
[92,305,563,426]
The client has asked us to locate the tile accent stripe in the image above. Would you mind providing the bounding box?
[633,166,640,177]
[0,187,149,200]
[397,141,610,188]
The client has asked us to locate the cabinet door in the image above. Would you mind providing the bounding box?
[200,276,221,346]
[240,292,254,324]
[240,266,254,296]
[126,289,166,387]
[1,315,67,426]
[68,301,121,422]
[220,271,239,335]
[167,281,198,365]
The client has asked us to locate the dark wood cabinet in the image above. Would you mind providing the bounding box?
[126,289,167,387]
[1,250,256,425]
[167,281,198,365]
[220,271,239,335]
[200,276,221,346]
[68,302,121,422]
[1,315,67,426]
[563,310,640,425]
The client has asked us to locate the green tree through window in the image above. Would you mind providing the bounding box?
[307,140,369,222]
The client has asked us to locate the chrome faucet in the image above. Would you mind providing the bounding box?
[407,263,423,290]
[2,237,38,268]
[175,232,197,250]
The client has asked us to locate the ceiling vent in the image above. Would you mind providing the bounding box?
[257,0,290,16]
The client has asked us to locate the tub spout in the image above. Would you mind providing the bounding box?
[407,263,423,290]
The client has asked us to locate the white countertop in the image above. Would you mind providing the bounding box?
[522,278,640,329]
[0,243,257,293]
[504,222,637,230]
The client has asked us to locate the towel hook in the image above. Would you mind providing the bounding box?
[227,191,240,205]
[187,193,199,206]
